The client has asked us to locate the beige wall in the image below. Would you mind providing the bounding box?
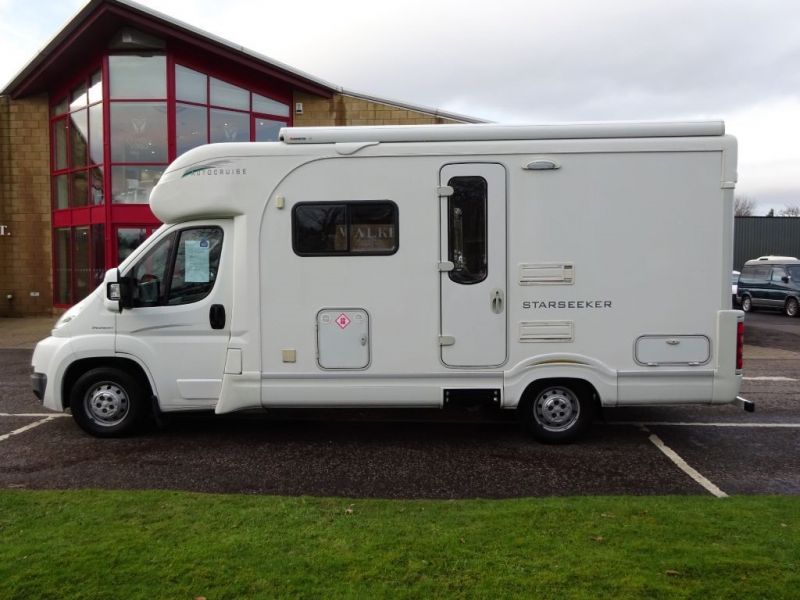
[0,94,53,317]
[293,92,462,127]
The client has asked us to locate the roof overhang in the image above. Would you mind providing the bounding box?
[2,0,338,98]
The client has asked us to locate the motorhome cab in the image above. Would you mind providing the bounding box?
[31,121,746,442]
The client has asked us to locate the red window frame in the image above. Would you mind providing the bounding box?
[49,50,293,307]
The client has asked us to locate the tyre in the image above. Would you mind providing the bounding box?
[785,297,800,318]
[740,295,753,312]
[69,367,148,437]
[521,380,596,443]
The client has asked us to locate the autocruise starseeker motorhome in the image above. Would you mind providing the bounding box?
[31,121,747,442]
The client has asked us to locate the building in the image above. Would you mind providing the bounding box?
[0,0,479,316]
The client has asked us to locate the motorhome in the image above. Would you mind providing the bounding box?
[31,121,746,442]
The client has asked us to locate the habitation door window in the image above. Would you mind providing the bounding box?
[447,176,488,285]
[292,202,398,256]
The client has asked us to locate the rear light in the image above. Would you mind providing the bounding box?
[736,320,744,371]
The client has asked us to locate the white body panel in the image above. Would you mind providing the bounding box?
[31,122,742,417]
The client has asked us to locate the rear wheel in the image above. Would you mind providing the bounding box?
[69,367,148,437]
[521,380,596,443]
[741,295,754,312]
[786,297,800,318]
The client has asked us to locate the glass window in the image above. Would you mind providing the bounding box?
[111,166,164,204]
[253,94,290,117]
[771,268,787,282]
[74,226,91,300]
[349,203,398,253]
[210,77,249,110]
[167,228,224,305]
[88,70,103,104]
[53,175,69,209]
[176,103,208,155]
[69,109,88,168]
[91,224,106,287]
[53,119,67,171]
[787,266,800,280]
[176,65,207,104]
[70,82,87,111]
[90,168,105,205]
[447,176,487,285]
[110,102,168,163]
[210,108,249,143]
[255,117,283,142]
[52,97,69,117]
[109,55,166,99]
[71,171,89,208]
[129,232,175,306]
[117,227,149,263]
[293,204,346,254]
[54,228,71,304]
[292,202,398,256]
[89,104,104,165]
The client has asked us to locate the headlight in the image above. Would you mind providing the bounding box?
[54,303,83,330]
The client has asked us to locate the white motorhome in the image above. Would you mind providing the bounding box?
[31,121,746,442]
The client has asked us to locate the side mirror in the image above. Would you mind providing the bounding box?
[782,276,790,283]
[104,269,134,312]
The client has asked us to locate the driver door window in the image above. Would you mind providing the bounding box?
[131,232,175,306]
[128,226,223,307]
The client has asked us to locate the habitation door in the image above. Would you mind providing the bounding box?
[440,163,507,367]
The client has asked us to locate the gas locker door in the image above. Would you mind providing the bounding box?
[440,163,507,367]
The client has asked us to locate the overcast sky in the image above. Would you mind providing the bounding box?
[2,0,799,214]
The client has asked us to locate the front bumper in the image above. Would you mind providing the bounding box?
[31,372,47,401]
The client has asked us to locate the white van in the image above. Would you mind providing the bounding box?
[31,121,745,442]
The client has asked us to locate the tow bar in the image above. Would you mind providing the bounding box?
[736,396,755,413]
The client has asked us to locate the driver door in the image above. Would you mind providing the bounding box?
[115,220,233,410]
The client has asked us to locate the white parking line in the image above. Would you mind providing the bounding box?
[608,421,800,428]
[0,416,58,443]
[743,376,797,382]
[640,425,728,498]
[0,413,69,418]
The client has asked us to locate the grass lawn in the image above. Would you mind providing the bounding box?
[0,491,797,599]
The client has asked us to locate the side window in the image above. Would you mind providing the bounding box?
[292,201,398,256]
[127,227,223,306]
[130,232,175,306]
[167,228,224,305]
[771,267,787,283]
[447,176,487,285]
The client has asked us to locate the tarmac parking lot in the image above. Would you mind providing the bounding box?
[1,312,798,498]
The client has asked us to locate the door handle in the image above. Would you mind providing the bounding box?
[490,289,505,314]
[209,304,226,330]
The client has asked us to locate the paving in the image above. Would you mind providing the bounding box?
[0,311,798,498]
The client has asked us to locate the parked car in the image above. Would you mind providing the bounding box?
[737,257,800,317]
[731,270,740,307]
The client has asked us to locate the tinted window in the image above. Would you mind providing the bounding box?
[787,266,800,281]
[448,176,487,285]
[292,202,398,256]
[740,265,770,284]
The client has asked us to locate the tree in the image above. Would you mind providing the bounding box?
[766,208,775,217]
[734,196,755,216]
[779,204,800,217]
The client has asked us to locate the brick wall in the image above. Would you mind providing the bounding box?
[292,92,462,127]
[0,94,53,317]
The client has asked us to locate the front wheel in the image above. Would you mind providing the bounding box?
[741,295,754,312]
[521,381,596,443]
[69,367,148,437]
[786,297,800,318]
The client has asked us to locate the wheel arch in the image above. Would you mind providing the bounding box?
[61,356,155,410]
[503,357,618,409]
